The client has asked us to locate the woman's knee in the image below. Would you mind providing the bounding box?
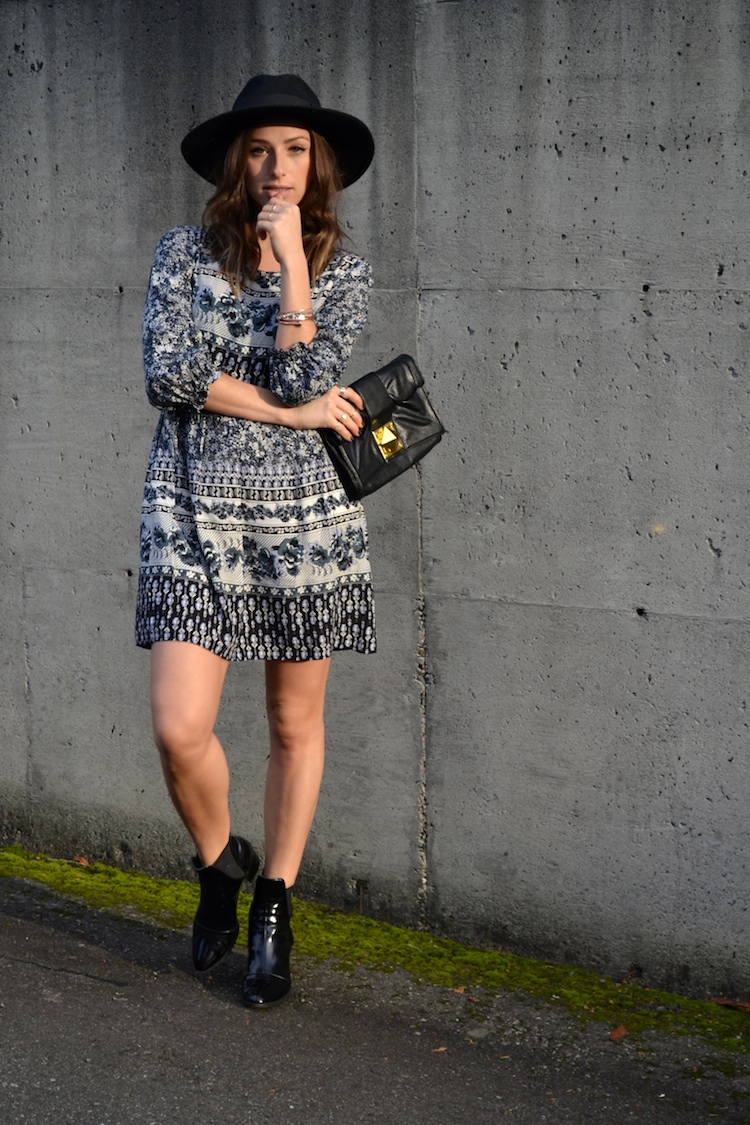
[265,659,329,753]
[266,698,324,756]
[152,706,214,769]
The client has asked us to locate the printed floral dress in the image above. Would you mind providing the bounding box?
[135,225,376,661]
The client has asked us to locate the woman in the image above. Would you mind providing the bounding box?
[136,74,376,1007]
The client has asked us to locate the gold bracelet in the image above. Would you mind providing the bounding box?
[277,308,315,325]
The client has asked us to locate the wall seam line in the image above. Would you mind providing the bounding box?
[413,4,429,931]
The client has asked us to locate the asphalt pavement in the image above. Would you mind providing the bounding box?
[0,876,748,1124]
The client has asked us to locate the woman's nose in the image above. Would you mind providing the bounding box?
[269,149,287,176]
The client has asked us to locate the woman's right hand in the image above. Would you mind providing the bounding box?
[256,198,305,267]
[288,384,364,441]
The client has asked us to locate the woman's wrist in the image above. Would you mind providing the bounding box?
[278,308,315,325]
[276,245,309,274]
[283,402,306,430]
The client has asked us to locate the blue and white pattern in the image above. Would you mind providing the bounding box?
[135,225,376,661]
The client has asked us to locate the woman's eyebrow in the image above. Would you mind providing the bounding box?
[250,135,310,144]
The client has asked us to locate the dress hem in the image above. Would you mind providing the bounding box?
[135,570,377,663]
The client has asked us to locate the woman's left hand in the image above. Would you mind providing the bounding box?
[256,198,305,266]
[287,384,364,440]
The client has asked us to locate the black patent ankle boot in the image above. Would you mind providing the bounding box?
[192,835,260,972]
[241,875,294,1007]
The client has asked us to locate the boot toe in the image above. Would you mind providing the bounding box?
[192,920,240,972]
[241,972,291,1007]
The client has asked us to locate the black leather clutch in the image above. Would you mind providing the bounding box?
[320,354,445,501]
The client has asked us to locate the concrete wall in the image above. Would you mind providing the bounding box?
[2,0,749,996]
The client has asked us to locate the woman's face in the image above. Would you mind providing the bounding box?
[244,125,312,207]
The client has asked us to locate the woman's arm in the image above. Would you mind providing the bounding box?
[143,227,221,411]
[256,194,372,405]
[256,197,318,350]
[265,254,373,406]
[204,371,363,438]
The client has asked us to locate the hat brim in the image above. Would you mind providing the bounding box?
[181,106,374,188]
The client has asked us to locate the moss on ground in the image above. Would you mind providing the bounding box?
[1,844,748,1056]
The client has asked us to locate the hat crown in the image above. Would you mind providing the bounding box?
[232,74,322,114]
[182,72,373,188]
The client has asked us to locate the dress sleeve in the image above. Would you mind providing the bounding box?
[142,227,219,411]
[264,254,373,406]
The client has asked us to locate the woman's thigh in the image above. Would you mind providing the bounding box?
[150,641,229,751]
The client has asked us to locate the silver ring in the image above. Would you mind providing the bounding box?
[341,412,348,422]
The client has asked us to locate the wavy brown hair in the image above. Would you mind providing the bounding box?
[202,126,344,293]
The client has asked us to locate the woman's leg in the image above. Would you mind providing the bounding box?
[150,640,231,866]
[242,657,329,1007]
[262,657,331,886]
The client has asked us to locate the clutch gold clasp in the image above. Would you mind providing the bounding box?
[372,420,403,461]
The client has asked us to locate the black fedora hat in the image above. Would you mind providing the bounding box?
[181,73,374,188]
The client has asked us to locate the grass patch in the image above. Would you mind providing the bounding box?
[0,844,196,928]
[1,844,748,1055]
